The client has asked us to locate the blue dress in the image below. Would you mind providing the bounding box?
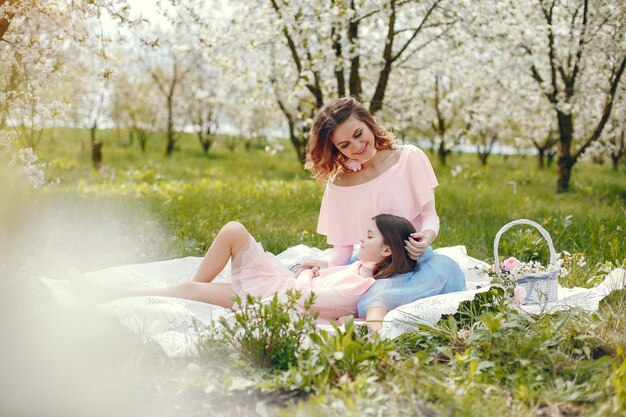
[356,247,465,317]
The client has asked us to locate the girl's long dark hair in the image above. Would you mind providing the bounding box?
[372,214,418,279]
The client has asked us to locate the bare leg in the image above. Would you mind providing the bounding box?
[192,221,251,283]
[74,275,237,308]
[98,282,237,308]
[72,221,251,306]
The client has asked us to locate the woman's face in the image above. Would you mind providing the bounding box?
[357,220,390,263]
[331,114,377,163]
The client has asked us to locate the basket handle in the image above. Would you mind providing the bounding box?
[493,219,558,274]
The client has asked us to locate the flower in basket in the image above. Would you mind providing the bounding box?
[513,286,527,303]
[501,257,521,272]
[491,256,563,306]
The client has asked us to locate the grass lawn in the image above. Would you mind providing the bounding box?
[1,128,625,417]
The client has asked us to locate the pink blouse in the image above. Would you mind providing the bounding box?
[294,261,375,321]
[317,145,439,266]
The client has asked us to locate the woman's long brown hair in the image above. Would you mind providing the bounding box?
[304,97,396,184]
[372,214,418,279]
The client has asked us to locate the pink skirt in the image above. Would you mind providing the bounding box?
[230,236,296,302]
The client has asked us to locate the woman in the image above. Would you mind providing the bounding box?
[301,97,465,330]
[74,214,418,323]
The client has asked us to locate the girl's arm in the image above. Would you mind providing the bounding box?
[296,244,353,276]
[364,307,387,332]
[406,195,439,260]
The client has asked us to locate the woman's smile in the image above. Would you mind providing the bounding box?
[353,143,367,155]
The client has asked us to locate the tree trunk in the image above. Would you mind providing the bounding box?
[273,87,306,164]
[166,96,175,156]
[137,129,148,153]
[610,131,625,170]
[370,62,391,115]
[547,149,556,167]
[557,157,573,193]
[331,24,345,97]
[92,141,103,170]
[348,2,361,101]
[288,131,305,164]
[198,131,211,154]
[369,2,395,115]
[537,148,545,169]
[556,111,574,193]
[438,142,449,166]
[89,121,97,145]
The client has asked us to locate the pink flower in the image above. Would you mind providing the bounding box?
[345,159,362,172]
[513,286,527,303]
[501,256,521,272]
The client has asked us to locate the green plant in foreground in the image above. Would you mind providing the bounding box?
[610,345,626,412]
[279,316,398,392]
[216,290,318,371]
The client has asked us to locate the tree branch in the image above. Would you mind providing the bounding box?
[574,54,626,161]
[269,0,303,74]
[565,0,582,71]
[391,0,442,63]
[369,0,396,114]
[330,12,345,97]
[569,0,587,90]
[396,20,456,68]
[523,44,556,103]
[539,0,560,104]
[304,47,325,107]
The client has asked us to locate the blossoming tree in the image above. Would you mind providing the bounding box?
[505,0,626,192]
[219,0,458,163]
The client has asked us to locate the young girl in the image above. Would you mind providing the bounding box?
[76,214,417,324]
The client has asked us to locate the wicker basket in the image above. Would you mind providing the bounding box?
[494,219,560,306]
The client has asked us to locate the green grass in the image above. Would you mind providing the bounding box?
[36,128,625,285]
[4,127,626,417]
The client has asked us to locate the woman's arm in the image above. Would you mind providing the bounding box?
[326,245,354,267]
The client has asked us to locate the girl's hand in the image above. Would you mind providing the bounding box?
[405,230,436,260]
[295,268,315,279]
[295,259,328,277]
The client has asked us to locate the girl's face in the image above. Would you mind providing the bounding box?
[357,220,391,263]
[331,114,377,164]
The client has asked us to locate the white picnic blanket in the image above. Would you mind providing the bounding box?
[40,245,626,357]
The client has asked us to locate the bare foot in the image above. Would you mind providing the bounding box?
[68,267,116,304]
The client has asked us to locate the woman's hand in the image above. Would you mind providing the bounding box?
[295,259,328,277]
[405,229,436,260]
